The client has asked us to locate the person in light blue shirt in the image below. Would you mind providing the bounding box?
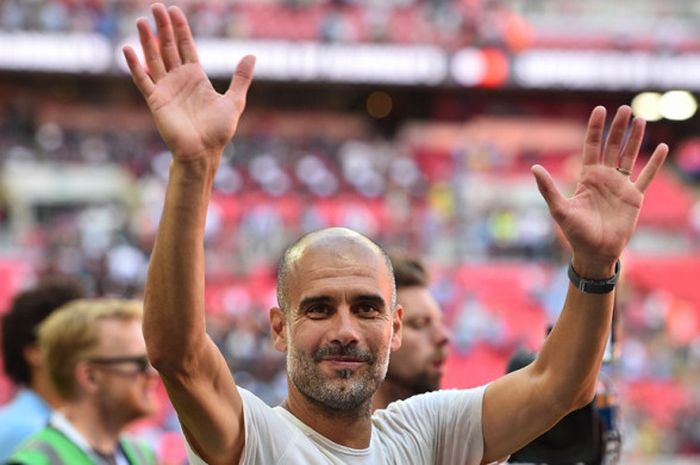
[0,388,52,459]
[0,277,84,461]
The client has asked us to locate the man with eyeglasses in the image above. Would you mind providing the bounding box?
[5,299,158,465]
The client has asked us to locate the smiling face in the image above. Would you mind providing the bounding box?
[271,230,402,412]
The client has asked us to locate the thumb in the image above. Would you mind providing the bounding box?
[227,55,256,104]
[531,164,566,222]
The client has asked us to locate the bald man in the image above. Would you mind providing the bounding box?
[123,4,668,465]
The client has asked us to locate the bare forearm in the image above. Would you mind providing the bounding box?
[534,256,616,410]
[144,155,220,367]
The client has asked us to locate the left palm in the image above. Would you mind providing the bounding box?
[532,106,667,268]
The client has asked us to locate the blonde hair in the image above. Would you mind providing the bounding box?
[38,298,142,399]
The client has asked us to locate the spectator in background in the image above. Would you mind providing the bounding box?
[6,299,158,465]
[372,253,450,410]
[0,277,85,462]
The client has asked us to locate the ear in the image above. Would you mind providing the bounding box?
[22,344,43,368]
[391,305,403,352]
[75,361,98,394]
[269,307,287,353]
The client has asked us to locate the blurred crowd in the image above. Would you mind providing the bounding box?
[1,84,699,462]
[0,0,533,51]
[4,0,700,54]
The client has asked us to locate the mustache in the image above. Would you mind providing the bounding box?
[313,344,376,364]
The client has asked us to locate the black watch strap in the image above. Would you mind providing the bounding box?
[567,259,621,294]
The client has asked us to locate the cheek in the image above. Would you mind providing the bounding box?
[396,330,432,357]
[290,323,323,351]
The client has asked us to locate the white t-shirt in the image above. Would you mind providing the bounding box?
[186,385,487,465]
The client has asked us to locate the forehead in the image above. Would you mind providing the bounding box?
[95,318,145,354]
[286,240,393,308]
[397,286,441,319]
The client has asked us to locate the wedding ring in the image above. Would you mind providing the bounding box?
[616,167,632,176]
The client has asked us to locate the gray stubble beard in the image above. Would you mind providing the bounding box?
[287,342,391,412]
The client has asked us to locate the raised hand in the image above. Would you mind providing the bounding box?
[122,3,254,161]
[532,105,668,277]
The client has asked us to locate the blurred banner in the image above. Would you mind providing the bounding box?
[5,32,700,90]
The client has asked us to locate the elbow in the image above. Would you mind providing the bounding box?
[146,346,172,372]
[145,331,206,377]
[144,336,188,374]
[571,384,597,411]
[544,371,598,415]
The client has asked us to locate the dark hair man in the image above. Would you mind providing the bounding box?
[0,277,84,462]
[372,253,450,411]
[6,299,158,465]
[122,4,668,465]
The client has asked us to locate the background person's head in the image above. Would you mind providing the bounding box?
[383,253,450,396]
[38,298,158,425]
[1,276,85,392]
[271,227,402,412]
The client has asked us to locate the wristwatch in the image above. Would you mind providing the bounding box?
[567,259,621,294]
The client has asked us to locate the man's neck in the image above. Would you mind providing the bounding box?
[285,388,373,449]
[29,370,62,409]
[61,402,122,454]
[371,380,414,412]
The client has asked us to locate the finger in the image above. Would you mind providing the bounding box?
[137,17,166,81]
[531,165,567,223]
[635,143,669,193]
[226,55,256,108]
[602,105,632,167]
[582,106,607,166]
[123,46,155,96]
[152,3,182,71]
[169,5,199,64]
[618,117,645,172]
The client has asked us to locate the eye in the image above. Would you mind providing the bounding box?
[407,317,430,329]
[306,305,332,319]
[355,302,380,317]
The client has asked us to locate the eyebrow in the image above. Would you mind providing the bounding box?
[298,295,335,309]
[298,293,387,309]
[354,294,387,308]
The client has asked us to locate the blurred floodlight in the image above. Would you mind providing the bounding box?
[452,48,508,87]
[366,91,392,119]
[659,90,697,121]
[631,92,662,121]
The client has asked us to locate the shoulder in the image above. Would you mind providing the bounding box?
[0,391,51,423]
[371,388,489,465]
[370,387,489,444]
[375,386,488,420]
[5,428,62,465]
[185,388,301,465]
[120,436,157,465]
[0,411,50,462]
[236,386,294,434]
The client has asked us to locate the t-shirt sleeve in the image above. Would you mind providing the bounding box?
[184,387,295,465]
[376,385,488,465]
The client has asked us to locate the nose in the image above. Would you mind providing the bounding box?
[327,308,360,346]
[433,321,451,347]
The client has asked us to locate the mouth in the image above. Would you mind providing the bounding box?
[432,355,447,372]
[313,345,374,366]
[320,357,366,368]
